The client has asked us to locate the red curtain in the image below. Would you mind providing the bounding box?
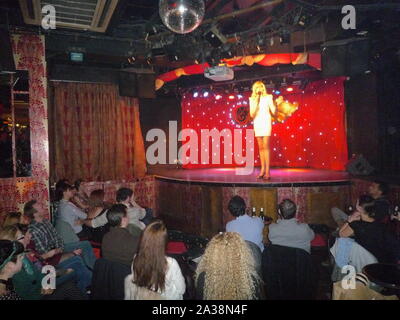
[181,77,348,171]
[50,82,146,182]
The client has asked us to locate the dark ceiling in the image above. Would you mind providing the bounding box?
[1,0,400,91]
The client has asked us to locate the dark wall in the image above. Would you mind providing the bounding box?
[139,96,182,169]
[345,50,400,176]
[345,74,380,169]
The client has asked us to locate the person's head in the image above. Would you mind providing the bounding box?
[107,204,129,228]
[0,224,31,248]
[360,204,377,222]
[368,181,389,199]
[132,220,168,292]
[74,179,83,192]
[357,195,374,208]
[278,199,297,220]
[116,188,134,204]
[89,189,105,208]
[251,81,267,98]
[23,200,43,222]
[55,179,69,190]
[195,232,259,300]
[55,183,74,201]
[2,212,21,228]
[228,196,246,217]
[0,240,24,278]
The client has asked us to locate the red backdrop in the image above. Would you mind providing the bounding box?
[181,77,348,171]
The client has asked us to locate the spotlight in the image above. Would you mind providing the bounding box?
[193,92,199,98]
[286,87,294,92]
[215,94,222,100]
[203,91,209,97]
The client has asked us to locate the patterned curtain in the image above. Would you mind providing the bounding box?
[50,82,146,182]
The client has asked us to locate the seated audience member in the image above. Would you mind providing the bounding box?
[24,200,92,293]
[332,181,391,227]
[195,232,263,300]
[102,204,140,266]
[125,220,185,300]
[225,196,264,252]
[339,198,399,263]
[56,183,88,239]
[117,188,147,231]
[54,217,97,270]
[268,199,315,254]
[2,212,22,228]
[71,179,90,211]
[85,189,110,243]
[0,224,86,300]
[0,240,24,300]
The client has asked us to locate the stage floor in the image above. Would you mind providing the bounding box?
[148,167,350,187]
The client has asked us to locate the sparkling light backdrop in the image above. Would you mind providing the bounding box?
[181,77,348,171]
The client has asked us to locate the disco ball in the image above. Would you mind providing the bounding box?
[159,0,205,34]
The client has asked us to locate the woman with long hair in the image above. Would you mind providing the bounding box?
[195,232,263,300]
[125,220,185,300]
[249,81,277,179]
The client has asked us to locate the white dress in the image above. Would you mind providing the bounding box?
[249,95,276,137]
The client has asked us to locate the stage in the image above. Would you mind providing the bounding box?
[148,167,350,187]
[149,167,352,238]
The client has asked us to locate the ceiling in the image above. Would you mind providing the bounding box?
[1,0,400,91]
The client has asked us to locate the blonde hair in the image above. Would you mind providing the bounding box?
[195,232,261,300]
[0,225,20,241]
[250,81,268,99]
[2,212,21,228]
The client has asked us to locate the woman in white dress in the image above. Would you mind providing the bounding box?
[249,81,277,179]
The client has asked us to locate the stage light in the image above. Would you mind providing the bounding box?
[203,91,209,97]
[215,95,222,100]
[193,92,199,97]
[286,87,293,92]
[229,95,235,99]
[274,90,281,95]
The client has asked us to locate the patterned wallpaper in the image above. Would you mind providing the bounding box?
[0,34,50,222]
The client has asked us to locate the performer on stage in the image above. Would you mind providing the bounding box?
[249,81,277,180]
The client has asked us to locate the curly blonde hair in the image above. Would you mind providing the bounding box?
[195,232,261,300]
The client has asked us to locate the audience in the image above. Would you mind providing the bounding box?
[195,232,263,300]
[125,220,185,300]
[0,240,24,300]
[56,183,88,239]
[268,199,315,254]
[24,200,92,293]
[332,181,391,226]
[339,196,399,263]
[102,204,140,266]
[225,196,264,252]
[0,224,86,300]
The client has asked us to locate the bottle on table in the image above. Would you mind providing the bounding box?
[260,208,264,220]
[252,207,256,216]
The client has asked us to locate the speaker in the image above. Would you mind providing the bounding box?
[0,29,16,73]
[137,73,156,99]
[346,154,375,175]
[322,38,369,77]
[118,72,137,97]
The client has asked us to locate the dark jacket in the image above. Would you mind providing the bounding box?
[101,227,139,266]
[262,244,317,300]
[91,258,131,300]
